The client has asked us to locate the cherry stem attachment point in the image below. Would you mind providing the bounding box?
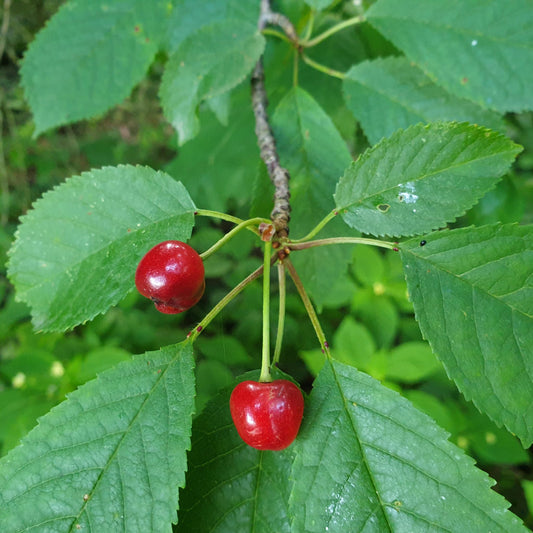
[259,240,273,383]
[272,261,286,365]
[285,258,331,358]
[188,264,265,343]
[200,217,270,260]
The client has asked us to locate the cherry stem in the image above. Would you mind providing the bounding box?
[272,261,286,365]
[289,236,397,251]
[195,209,268,236]
[285,258,331,358]
[200,217,269,260]
[259,240,273,383]
[301,15,365,48]
[290,210,337,242]
[188,264,265,343]
[301,54,345,80]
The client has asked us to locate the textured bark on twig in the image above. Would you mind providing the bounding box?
[251,0,297,240]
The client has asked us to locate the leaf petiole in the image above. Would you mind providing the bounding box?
[290,210,337,242]
[289,236,397,252]
[301,15,365,48]
[302,54,345,79]
[200,217,269,260]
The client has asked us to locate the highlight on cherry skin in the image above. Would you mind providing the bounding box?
[135,240,205,314]
[230,379,305,451]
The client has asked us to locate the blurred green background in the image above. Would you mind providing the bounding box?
[1,0,533,527]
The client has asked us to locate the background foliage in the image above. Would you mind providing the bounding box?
[1,0,533,531]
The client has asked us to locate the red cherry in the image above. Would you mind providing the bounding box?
[230,380,304,451]
[135,240,205,313]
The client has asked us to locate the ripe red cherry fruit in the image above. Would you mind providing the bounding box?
[230,380,304,451]
[135,240,205,314]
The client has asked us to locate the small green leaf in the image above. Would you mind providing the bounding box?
[343,57,504,144]
[290,358,527,532]
[367,0,533,112]
[21,0,167,135]
[385,341,441,383]
[177,374,293,532]
[334,122,522,237]
[160,19,265,145]
[272,87,354,308]
[0,343,196,532]
[401,224,533,446]
[7,165,195,331]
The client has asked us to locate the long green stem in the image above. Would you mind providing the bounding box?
[302,54,345,79]
[290,210,337,242]
[195,209,246,226]
[188,264,264,343]
[272,261,286,365]
[289,236,397,251]
[200,217,268,260]
[285,258,331,357]
[302,15,365,48]
[262,27,292,44]
[259,241,273,382]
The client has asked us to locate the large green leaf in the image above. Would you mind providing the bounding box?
[271,87,354,308]
[165,85,259,211]
[7,165,195,331]
[343,57,504,145]
[290,358,526,532]
[400,224,533,446]
[367,0,533,112]
[334,122,521,237]
[0,343,196,532]
[21,0,168,135]
[177,374,293,532]
[167,0,259,52]
[160,19,265,145]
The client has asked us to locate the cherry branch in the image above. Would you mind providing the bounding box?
[252,0,296,241]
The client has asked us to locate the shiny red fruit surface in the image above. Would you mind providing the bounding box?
[230,380,304,451]
[135,240,205,313]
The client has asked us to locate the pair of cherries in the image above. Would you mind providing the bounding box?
[135,240,304,450]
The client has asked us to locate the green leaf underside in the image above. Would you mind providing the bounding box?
[334,122,521,237]
[177,375,293,532]
[0,344,196,533]
[401,224,533,446]
[21,0,164,135]
[290,359,526,532]
[343,57,504,145]
[367,0,533,113]
[272,87,354,308]
[160,19,265,145]
[7,165,195,331]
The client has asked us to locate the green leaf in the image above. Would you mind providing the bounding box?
[167,0,260,52]
[177,374,293,532]
[343,57,504,145]
[290,358,526,532]
[20,0,167,135]
[304,0,335,10]
[160,20,265,145]
[0,343,196,532]
[165,85,260,211]
[272,87,354,308]
[334,122,522,237]
[385,341,441,384]
[401,224,533,446]
[367,0,533,112]
[7,165,195,331]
